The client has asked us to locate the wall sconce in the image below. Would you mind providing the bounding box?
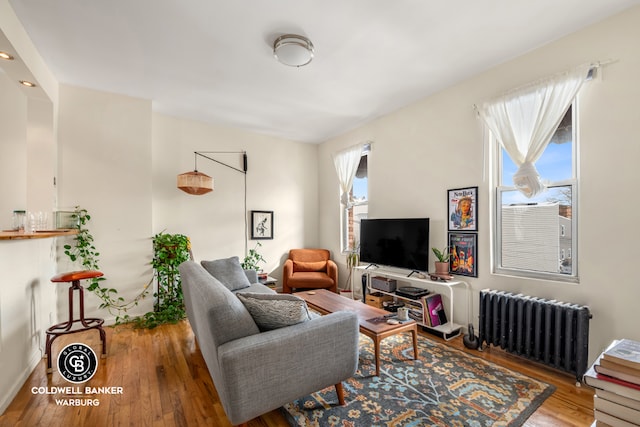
[177,151,247,195]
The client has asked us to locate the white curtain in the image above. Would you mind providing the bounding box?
[332,144,364,206]
[477,65,591,198]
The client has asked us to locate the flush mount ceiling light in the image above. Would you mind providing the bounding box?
[273,34,314,67]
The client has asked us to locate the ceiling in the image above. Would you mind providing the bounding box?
[6,0,639,143]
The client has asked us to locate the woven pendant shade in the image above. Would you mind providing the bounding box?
[177,171,213,195]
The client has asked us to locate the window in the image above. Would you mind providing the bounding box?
[495,106,578,281]
[342,148,369,252]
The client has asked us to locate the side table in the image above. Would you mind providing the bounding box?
[259,275,278,290]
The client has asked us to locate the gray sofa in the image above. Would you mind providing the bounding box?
[178,259,359,427]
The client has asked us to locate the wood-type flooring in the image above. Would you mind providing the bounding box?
[0,320,595,426]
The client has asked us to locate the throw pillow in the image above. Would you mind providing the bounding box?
[201,256,251,291]
[236,292,311,331]
[293,261,326,272]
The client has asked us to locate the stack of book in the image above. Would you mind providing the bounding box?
[584,339,640,426]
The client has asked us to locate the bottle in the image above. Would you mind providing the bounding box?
[12,210,26,232]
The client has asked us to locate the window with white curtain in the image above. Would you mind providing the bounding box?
[495,105,578,281]
[337,144,370,253]
[478,65,594,282]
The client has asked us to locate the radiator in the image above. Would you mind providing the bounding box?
[478,289,591,382]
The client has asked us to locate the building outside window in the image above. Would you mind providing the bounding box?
[495,106,578,281]
[342,149,368,253]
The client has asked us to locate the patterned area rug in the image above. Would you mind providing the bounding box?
[282,333,555,427]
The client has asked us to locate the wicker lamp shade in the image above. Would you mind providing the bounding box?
[177,171,213,195]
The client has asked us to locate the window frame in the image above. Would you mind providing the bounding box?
[492,103,579,283]
[341,146,369,253]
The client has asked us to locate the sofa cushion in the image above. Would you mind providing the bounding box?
[233,282,276,295]
[236,292,311,331]
[179,261,260,348]
[288,272,335,287]
[293,261,326,272]
[201,256,251,291]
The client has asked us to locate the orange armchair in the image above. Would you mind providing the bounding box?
[282,249,338,294]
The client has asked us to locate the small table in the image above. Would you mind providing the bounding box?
[258,275,278,289]
[296,289,418,376]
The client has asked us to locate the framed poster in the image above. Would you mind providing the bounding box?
[448,186,478,231]
[251,210,273,240]
[448,232,477,277]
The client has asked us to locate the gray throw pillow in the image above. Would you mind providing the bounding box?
[236,292,311,331]
[201,256,251,291]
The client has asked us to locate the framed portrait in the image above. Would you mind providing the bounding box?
[251,210,273,240]
[448,232,477,277]
[448,186,478,231]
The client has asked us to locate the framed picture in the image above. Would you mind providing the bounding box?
[448,186,478,231]
[251,210,273,240]
[448,232,477,277]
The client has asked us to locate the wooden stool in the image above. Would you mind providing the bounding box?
[45,270,107,373]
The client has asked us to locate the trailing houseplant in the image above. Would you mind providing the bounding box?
[134,232,191,329]
[63,206,151,324]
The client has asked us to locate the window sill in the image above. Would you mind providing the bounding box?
[492,268,579,284]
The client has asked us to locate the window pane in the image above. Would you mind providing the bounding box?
[499,186,573,275]
[501,107,573,186]
[352,176,367,201]
[342,153,368,252]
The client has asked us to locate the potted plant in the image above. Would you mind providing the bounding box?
[432,246,451,275]
[342,242,360,298]
[242,242,266,272]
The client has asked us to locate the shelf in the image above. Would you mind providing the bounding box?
[358,266,468,341]
[0,229,78,240]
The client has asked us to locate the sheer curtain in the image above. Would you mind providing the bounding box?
[332,144,364,206]
[477,65,591,197]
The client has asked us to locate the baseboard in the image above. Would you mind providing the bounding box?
[0,349,41,415]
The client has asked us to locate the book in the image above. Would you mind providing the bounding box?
[424,294,447,327]
[594,395,640,425]
[584,362,640,401]
[597,389,640,411]
[601,358,640,376]
[594,409,640,427]
[596,363,640,386]
[421,296,431,327]
[603,339,640,370]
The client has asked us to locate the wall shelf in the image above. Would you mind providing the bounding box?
[0,229,78,240]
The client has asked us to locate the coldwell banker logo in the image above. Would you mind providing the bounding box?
[57,343,98,384]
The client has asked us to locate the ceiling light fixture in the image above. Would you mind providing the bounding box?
[0,51,15,60]
[273,34,314,67]
[19,80,37,88]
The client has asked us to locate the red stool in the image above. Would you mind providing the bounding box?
[45,270,107,373]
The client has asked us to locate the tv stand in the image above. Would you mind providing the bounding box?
[356,266,469,341]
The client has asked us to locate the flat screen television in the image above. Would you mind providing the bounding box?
[359,218,430,272]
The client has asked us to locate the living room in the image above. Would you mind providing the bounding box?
[1,1,639,425]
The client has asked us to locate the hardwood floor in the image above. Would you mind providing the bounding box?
[0,320,595,427]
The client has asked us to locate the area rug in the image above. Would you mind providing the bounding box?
[282,333,555,427]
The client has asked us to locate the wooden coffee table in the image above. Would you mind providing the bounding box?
[296,289,418,376]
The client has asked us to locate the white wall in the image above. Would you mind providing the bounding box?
[0,70,27,225]
[152,113,320,279]
[55,86,320,320]
[318,6,640,363]
[0,71,57,413]
[56,84,155,320]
